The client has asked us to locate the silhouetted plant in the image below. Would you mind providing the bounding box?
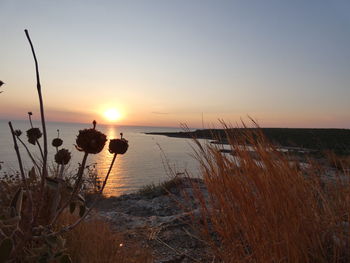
[54,149,72,165]
[109,133,129,155]
[0,81,4,168]
[52,130,63,149]
[0,80,4,94]
[0,29,129,262]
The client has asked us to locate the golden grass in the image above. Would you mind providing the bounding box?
[192,126,350,262]
[59,213,153,263]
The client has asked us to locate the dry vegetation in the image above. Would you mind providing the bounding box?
[58,213,153,263]
[192,126,350,262]
[0,30,140,262]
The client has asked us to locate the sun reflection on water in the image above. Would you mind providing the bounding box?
[96,126,127,197]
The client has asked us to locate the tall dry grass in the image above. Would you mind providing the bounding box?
[58,213,153,263]
[192,126,349,262]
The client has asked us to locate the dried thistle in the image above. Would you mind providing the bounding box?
[52,129,63,148]
[109,133,129,155]
[26,127,42,145]
[52,138,63,148]
[75,121,106,154]
[54,149,71,165]
[14,130,22,137]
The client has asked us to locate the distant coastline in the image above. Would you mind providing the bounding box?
[146,128,350,155]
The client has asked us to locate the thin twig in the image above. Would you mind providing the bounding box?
[100,153,117,192]
[155,237,202,263]
[36,139,44,160]
[24,29,47,168]
[28,113,33,128]
[78,154,117,215]
[28,112,44,160]
[17,136,41,173]
[25,29,48,223]
[72,153,89,193]
[8,122,34,222]
[182,227,210,246]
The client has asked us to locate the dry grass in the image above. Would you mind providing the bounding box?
[137,176,183,198]
[58,213,153,263]
[192,126,350,262]
[325,151,350,171]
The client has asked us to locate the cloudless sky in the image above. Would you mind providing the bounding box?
[1,0,350,128]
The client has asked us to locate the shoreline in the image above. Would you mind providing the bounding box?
[146,127,350,156]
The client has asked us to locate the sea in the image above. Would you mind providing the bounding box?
[0,120,201,197]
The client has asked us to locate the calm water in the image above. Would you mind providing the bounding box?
[0,120,200,196]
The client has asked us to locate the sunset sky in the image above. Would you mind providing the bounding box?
[1,0,350,128]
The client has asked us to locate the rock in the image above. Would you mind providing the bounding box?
[95,177,212,262]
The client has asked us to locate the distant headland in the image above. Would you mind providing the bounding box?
[146,128,350,155]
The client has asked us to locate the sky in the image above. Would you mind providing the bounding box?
[1,0,350,128]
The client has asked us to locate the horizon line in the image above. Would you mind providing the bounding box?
[0,118,349,131]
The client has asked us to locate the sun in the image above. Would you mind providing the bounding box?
[103,108,122,122]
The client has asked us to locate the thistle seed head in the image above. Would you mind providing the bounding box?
[52,138,63,148]
[108,137,129,154]
[26,127,42,145]
[55,148,71,165]
[76,128,107,154]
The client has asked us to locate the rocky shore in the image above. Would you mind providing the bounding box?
[94,177,212,263]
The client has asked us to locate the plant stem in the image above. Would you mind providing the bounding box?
[72,152,89,195]
[50,152,89,225]
[51,164,65,220]
[100,153,117,193]
[24,29,48,184]
[58,163,65,179]
[50,154,118,236]
[25,29,49,225]
[36,139,44,160]
[55,147,59,176]
[8,122,34,222]
[28,114,33,128]
[17,136,41,175]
